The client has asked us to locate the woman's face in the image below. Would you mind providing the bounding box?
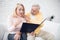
[16,5,24,17]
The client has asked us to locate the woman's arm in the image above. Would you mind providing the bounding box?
[10,17,21,40]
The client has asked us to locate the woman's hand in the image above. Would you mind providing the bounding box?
[14,34,20,40]
[14,32,21,40]
[24,15,30,22]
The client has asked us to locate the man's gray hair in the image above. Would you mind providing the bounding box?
[32,4,40,9]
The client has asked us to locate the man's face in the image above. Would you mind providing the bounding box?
[31,6,39,15]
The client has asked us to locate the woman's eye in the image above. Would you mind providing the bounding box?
[19,9,21,11]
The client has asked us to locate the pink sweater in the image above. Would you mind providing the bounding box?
[8,16,26,34]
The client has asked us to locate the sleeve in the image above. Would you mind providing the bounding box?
[25,13,30,23]
[7,17,15,32]
[34,13,44,35]
[34,23,44,35]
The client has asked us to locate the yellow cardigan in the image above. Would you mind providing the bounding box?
[26,12,44,35]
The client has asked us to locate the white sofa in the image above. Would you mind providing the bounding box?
[0,24,9,40]
[0,20,60,40]
[42,20,60,40]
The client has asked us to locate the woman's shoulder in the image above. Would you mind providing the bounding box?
[9,15,18,21]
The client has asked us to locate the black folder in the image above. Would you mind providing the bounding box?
[20,18,47,33]
[20,23,39,33]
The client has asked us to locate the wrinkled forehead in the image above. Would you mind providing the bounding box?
[32,5,40,9]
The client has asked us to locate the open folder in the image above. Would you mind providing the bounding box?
[20,18,47,33]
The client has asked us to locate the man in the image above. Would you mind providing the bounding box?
[26,4,55,40]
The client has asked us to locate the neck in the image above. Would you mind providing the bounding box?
[16,15,24,18]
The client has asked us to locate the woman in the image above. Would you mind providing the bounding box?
[8,3,28,40]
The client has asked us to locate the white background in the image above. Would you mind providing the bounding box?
[0,0,60,40]
[0,0,60,24]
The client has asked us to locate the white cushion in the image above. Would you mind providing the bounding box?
[42,20,60,39]
[0,24,8,40]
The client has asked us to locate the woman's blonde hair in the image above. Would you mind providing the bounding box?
[12,3,25,17]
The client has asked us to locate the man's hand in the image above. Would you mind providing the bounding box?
[30,32,35,36]
[14,34,20,40]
